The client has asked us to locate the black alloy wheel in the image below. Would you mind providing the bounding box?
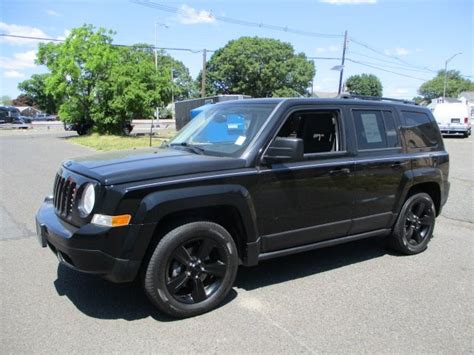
[388,192,436,255]
[166,238,228,304]
[144,221,238,318]
[403,199,435,247]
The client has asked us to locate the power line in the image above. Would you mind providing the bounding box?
[349,36,437,73]
[308,56,341,60]
[130,0,343,39]
[346,58,430,81]
[0,33,212,53]
[347,50,435,74]
[347,57,436,74]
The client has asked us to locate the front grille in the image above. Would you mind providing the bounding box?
[53,174,77,217]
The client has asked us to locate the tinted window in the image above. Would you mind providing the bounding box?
[353,110,387,150]
[402,111,439,148]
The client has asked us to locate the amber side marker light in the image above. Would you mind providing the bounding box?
[91,214,132,227]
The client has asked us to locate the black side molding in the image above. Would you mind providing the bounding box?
[258,229,391,261]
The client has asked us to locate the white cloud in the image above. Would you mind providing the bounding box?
[178,5,215,25]
[57,29,71,40]
[319,0,376,4]
[46,9,61,17]
[0,50,37,70]
[4,70,25,78]
[385,47,411,56]
[0,22,49,45]
[315,45,340,54]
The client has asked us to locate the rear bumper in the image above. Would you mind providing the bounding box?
[35,197,155,283]
[438,125,470,135]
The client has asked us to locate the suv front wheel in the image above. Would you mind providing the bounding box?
[144,221,238,318]
[388,192,436,255]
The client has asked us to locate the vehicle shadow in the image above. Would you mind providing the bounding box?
[235,237,390,290]
[53,264,237,322]
[53,237,390,321]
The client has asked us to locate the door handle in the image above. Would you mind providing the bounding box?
[329,168,350,176]
[391,162,403,169]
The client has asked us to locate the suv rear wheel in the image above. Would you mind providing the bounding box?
[388,192,436,255]
[144,221,238,318]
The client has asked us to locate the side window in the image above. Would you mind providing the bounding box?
[353,110,387,150]
[402,111,439,148]
[276,110,341,155]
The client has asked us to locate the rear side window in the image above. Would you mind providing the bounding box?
[353,110,399,150]
[402,111,439,148]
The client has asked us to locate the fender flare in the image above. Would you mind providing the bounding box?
[394,167,443,219]
[134,184,259,244]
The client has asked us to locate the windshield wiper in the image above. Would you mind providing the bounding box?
[169,142,205,155]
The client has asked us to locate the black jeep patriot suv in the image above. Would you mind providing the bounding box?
[36,97,450,317]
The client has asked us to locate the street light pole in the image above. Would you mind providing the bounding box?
[443,52,462,100]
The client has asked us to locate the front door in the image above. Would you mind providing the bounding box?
[254,108,356,252]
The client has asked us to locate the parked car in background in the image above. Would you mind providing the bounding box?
[433,102,471,137]
[20,115,32,124]
[0,106,32,129]
[32,113,58,121]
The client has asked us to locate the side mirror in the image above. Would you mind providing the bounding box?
[262,137,304,164]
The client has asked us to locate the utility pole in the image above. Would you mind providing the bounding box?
[338,30,348,95]
[171,67,174,105]
[201,49,207,98]
[151,22,158,147]
[151,22,168,146]
[443,52,462,100]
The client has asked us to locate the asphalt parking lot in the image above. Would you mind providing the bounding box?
[1,130,472,353]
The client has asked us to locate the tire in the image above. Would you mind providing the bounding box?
[144,221,238,318]
[76,128,89,136]
[387,192,436,255]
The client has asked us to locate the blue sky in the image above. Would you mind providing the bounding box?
[1,0,473,100]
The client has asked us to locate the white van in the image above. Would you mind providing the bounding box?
[433,102,471,137]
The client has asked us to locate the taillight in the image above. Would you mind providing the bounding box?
[464,117,469,124]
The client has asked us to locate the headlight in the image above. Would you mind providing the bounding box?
[78,183,95,216]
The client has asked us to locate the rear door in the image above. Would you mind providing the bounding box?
[349,106,409,235]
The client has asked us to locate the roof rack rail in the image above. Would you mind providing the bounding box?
[337,93,418,105]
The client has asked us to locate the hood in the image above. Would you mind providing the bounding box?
[64,147,246,185]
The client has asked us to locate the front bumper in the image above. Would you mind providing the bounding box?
[35,197,155,283]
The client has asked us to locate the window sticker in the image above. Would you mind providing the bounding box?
[361,113,382,143]
[235,136,246,146]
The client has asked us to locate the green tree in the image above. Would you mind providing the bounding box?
[17,74,59,113]
[37,25,118,131]
[412,96,425,104]
[200,37,315,98]
[36,25,177,133]
[418,70,474,99]
[93,44,169,131]
[157,54,198,102]
[345,74,383,97]
[0,95,12,105]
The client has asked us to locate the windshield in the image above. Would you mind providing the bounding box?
[169,103,277,157]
